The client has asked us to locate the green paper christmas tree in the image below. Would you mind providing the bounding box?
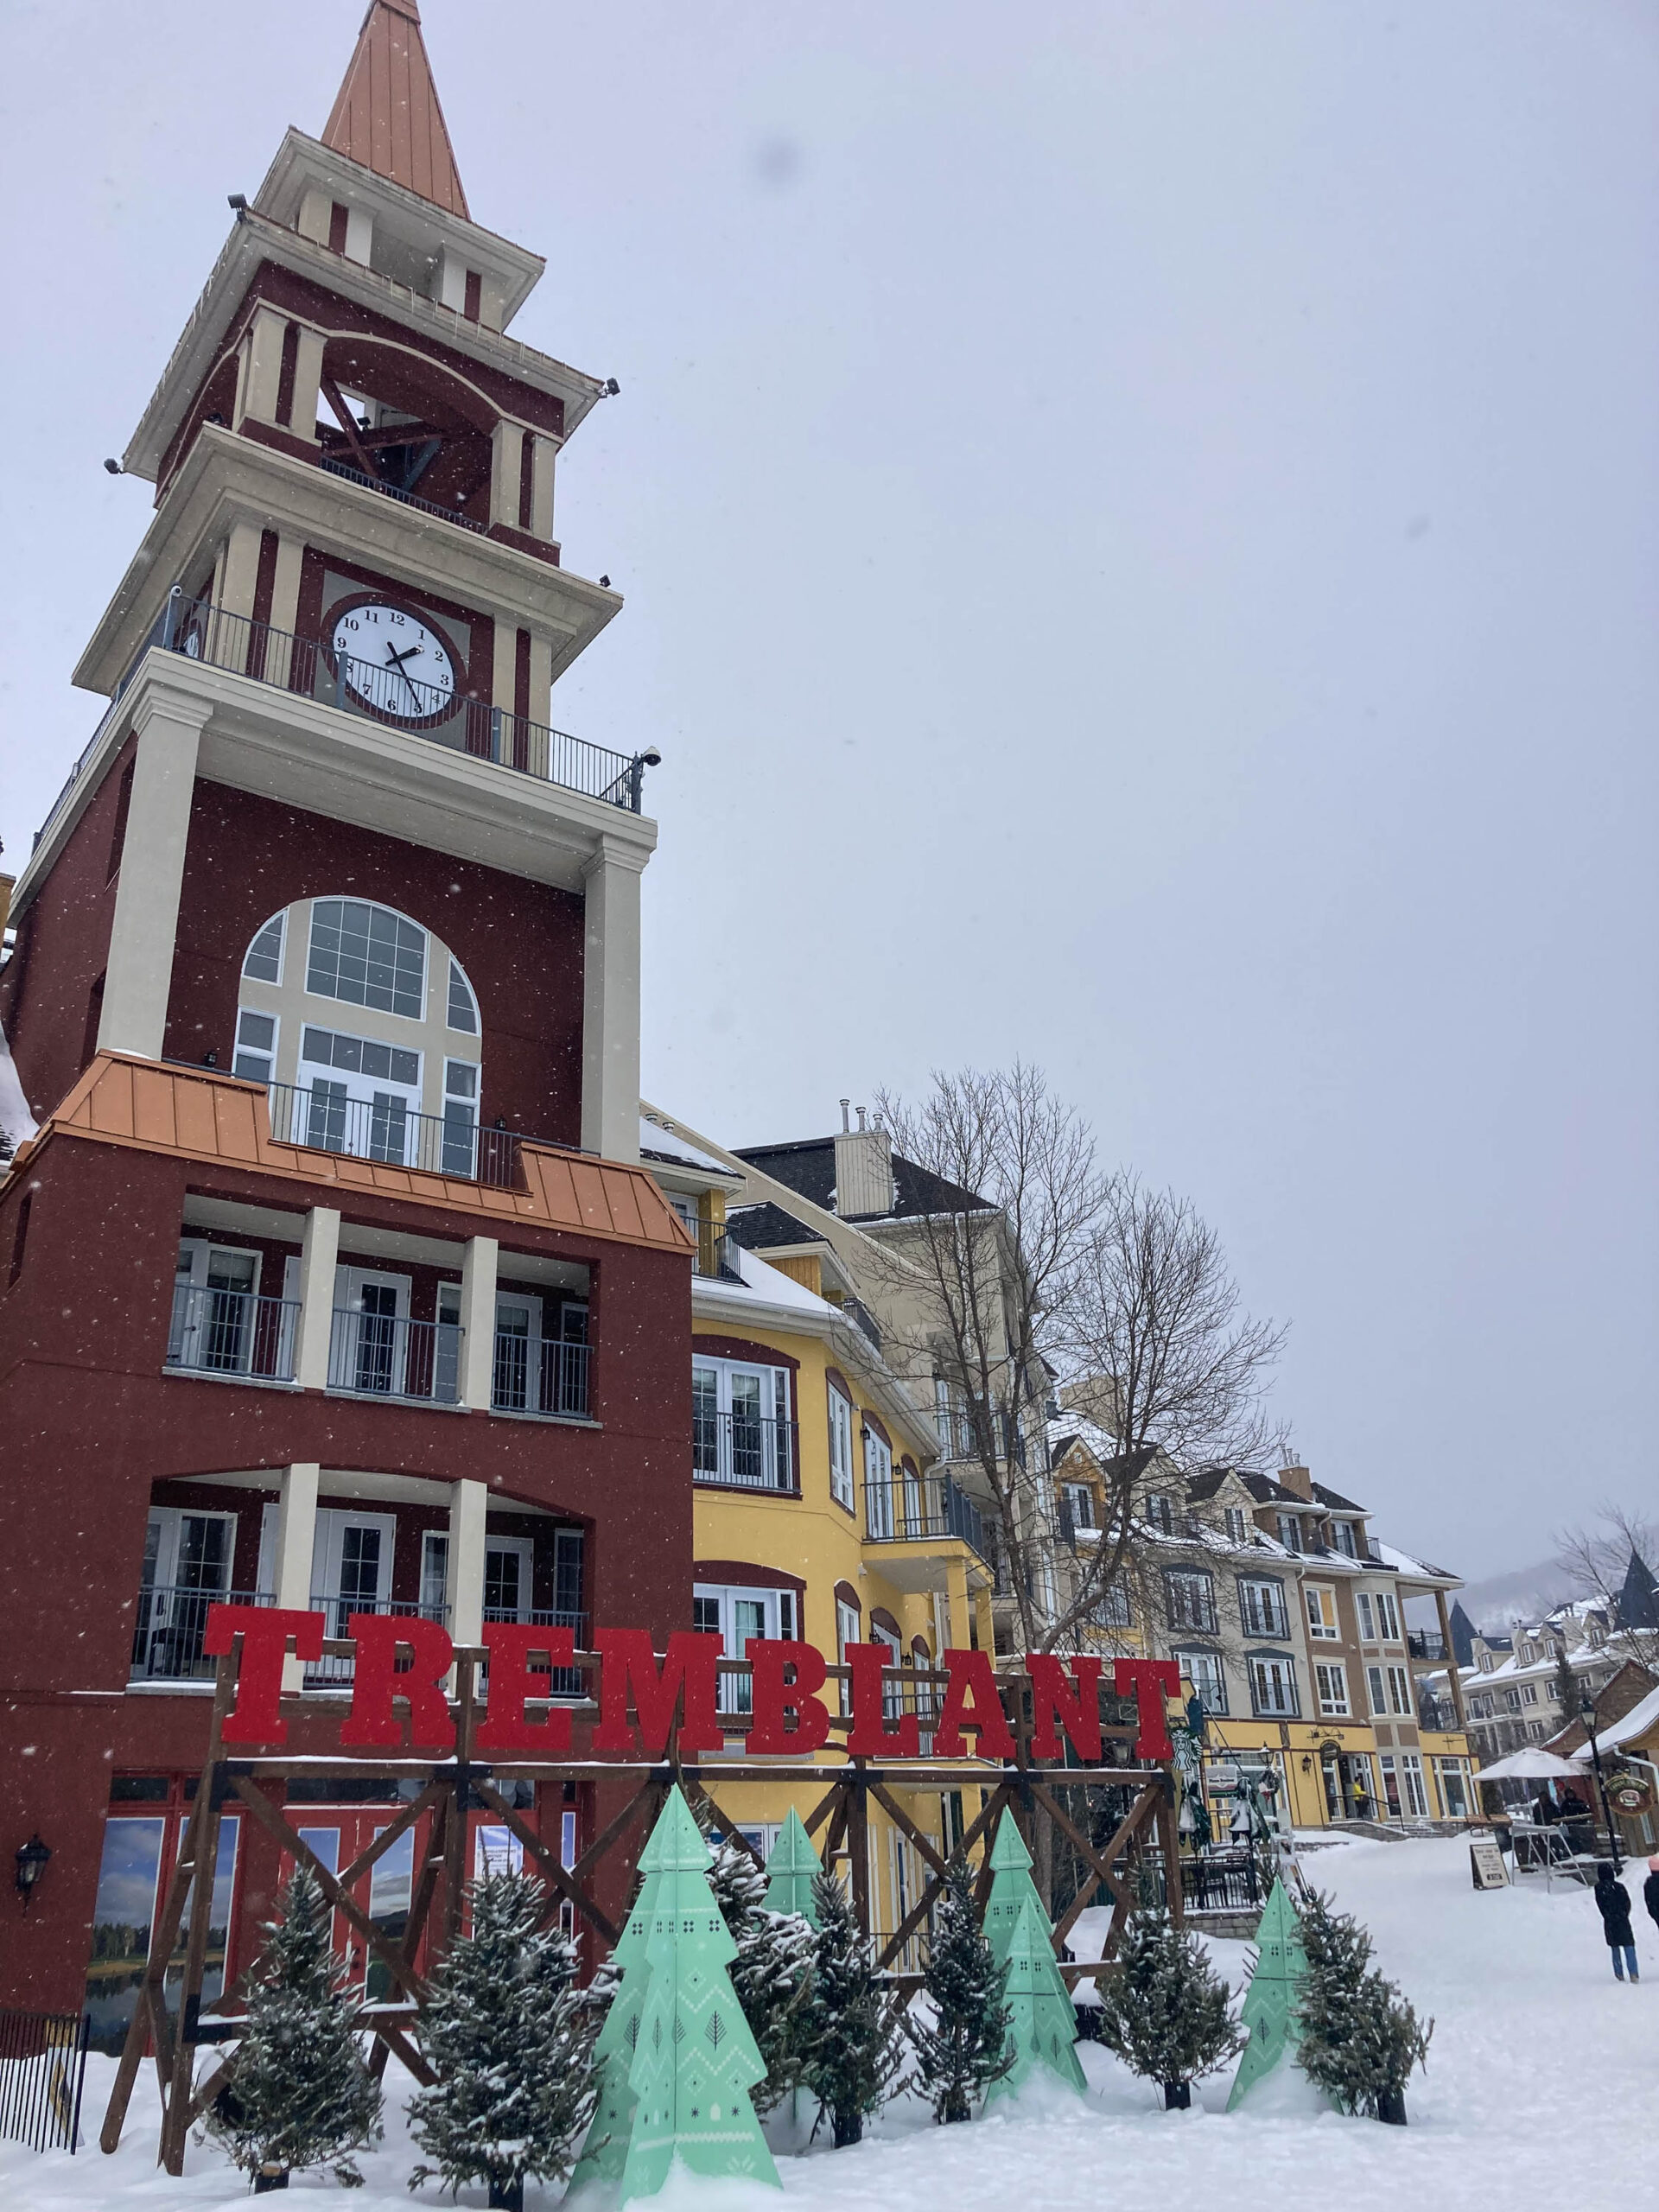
[985,1895,1089,2103]
[1226,1878,1307,2110]
[763,1809,823,1926]
[979,1817,1087,2100]
[574,1788,779,2202]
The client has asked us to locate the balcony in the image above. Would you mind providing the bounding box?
[691,1409,798,1494]
[866,1475,989,1564]
[329,1310,461,1406]
[307,1596,449,1688]
[130,1584,272,1681]
[481,1607,588,1697]
[167,1284,299,1383]
[36,587,652,852]
[690,1221,744,1283]
[269,1082,524,1191]
[490,1335,591,1421]
[1408,1630,1448,1662]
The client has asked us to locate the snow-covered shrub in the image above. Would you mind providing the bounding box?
[798,1868,904,2145]
[203,1864,381,2190]
[1094,1903,1243,2108]
[909,1857,1013,2121]
[1294,1888,1432,2124]
[707,1831,816,2112]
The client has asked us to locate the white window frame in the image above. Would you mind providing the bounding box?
[1314,1661,1351,1717]
[421,1529,449,1617]
[305,899,429,1024]
[1356,1592,1376,1640]
[836,1598,861,1716]
[1175,1647,1228,1717]
[232,1008,279,1085]
[1062,1481,1096,1531]
[1374,1589,1402,1642]
[483,1535,535,1623]
[864,1427,894,1538]
[1147,1491,1174,1536]
[242,910,287,985]
[1166,1568,1217,1634]
[1249,1652,1299,1719]
[143,1506,238,1597]
[1224,1506,1249,1545]
[308,1508,397,1636]
[1387,1663,1413,1716]
[692,1355,793,1490]
[170,1239,264,1371]
[1305,1586,1339,1641]
[1401,1753,1429,1817]
[1238,1575,1288,1640]
[1367,1664,1388,1717]
[1276,1513,1304,1554]
[828,1386,855,1511]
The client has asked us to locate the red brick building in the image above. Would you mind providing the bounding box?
[0,1,690,2040]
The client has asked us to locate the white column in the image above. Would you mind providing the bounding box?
[288,327,326,442]
[272,1462,320,1691]
[490,419,525,528]
[580,836,645,1161]
[529,435,556,540]
[233,305,289,430]
[458,1236,499,1410]
[343,205,373,265]
[98,690,209,1059]
[294,1206,341,1390]
[448,1478,488,1650]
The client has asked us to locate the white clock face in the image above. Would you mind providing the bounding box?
[331,601,457,721]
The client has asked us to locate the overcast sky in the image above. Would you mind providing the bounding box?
[3,1,1656,1582]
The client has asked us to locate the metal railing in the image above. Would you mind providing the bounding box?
[266,1080,522,1188]
[492,1332,590,1419]
[0,2011,90,2155]
[481,1607,588,1696]
[328,1309,461,1404]
[162,593,649,809]
[1179,1851,1266,1916]
[1417,1694,1462,1734]
[167,1284,298,1382]
[1408,1630,1448,1661]
[690,1221,744,1281]
[865,1475,988,1561]
[319,453,489,532]
[131,1586,273,1681]
[691,1408,798,1493]
[307,1596,449,1686]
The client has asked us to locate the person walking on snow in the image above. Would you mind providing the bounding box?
[1643,1855,1659,1936]
[1593,1863,1638,1982]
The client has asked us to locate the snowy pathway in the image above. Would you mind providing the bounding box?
[4,1835,1652,2210]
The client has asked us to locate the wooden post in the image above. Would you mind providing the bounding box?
[847,1758,871,1940]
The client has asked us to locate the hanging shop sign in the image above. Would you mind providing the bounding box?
[1605,1769,1655,1817]
[200,1605,1182,1763]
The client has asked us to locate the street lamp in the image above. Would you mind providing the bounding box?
[1579,1693,1622,1873]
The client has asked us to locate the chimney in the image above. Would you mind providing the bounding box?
[1278,1462,1313,1502]
[835,1111,893,1220]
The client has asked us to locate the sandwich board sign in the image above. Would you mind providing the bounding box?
[1469,1835,1509,1890]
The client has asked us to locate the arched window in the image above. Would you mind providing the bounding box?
[232,898,483,1174]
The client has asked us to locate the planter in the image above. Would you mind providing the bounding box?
[1163,2081,1192,2110]
[487,2181,524,2212]
[253,2172,289,2194]
[1377,2087,1408,2126]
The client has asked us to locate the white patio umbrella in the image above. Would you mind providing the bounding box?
[1468,1749,1584,1783]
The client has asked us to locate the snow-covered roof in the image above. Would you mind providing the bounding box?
[1570,1680,1659,1760]
[1372,1538,1459,1585]
[694,1240,836,1317]
[639,1115,741,1177]
[0,1020,37,1151]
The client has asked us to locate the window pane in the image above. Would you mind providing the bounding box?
[85,1818,166,2052]
[308,900,427,1020]
[243,913,285,982]
[447,960,479,1033]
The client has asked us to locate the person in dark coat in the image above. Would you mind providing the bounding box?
[1644,1854,1659,1936]
[1593,1863,1639,1981]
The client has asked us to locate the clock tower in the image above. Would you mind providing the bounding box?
[0,2,692,2028]
[3,0,651,1165]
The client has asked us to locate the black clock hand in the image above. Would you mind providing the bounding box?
[382,640,425,710]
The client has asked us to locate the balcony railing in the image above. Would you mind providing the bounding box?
[481,1607,588,1696]
[267,1080,522,1189]
[492,1333,590,1419]
[307,1596,449,1686]
[865,1476,988,1562]
[1408,1630,1448,1662]
[691,1409,798,1493]
[167,1284,298,1382]
[329,1309,461,1405]
[131,1585,272,1681]
[690,1222,744,1282]
[318,453,489,533]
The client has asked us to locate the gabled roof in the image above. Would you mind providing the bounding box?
[732,1136,993,1223]
[1312,1479,1367,1515]
[322,0,470,218]
[724,1201,829,1251]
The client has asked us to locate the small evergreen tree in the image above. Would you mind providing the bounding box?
[910,1858,1013,2122]
[1294,1889,1432,2124]
[707,1832,816,2113]
[204,1865,381,2190]
[1095,1904,1243,2110]
[1553,1648,1580,1732]
[798,1868,903,2147]
[410,1869,597,2210]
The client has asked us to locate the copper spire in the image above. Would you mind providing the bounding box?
[321,0,470,219]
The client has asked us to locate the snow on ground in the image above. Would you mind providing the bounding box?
[4,1835,1654,2211]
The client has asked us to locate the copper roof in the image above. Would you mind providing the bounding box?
[321,0,470,218]
[26,1056,693,1255]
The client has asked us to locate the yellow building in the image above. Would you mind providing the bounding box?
[642,1111,995,1952]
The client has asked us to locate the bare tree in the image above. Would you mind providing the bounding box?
[1554,1503,1659,1678]
[870,1070,1287,1659]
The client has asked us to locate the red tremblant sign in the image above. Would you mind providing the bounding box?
[203,1606,1180,1763]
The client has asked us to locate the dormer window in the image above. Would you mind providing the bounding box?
[1147,1492,1174,1537]
[1224,1507,1249,1545]
[1333,1521,1357,1559]
[1276,1514,1303,1554]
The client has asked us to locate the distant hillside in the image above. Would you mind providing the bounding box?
[1459,1558,1578,1632]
